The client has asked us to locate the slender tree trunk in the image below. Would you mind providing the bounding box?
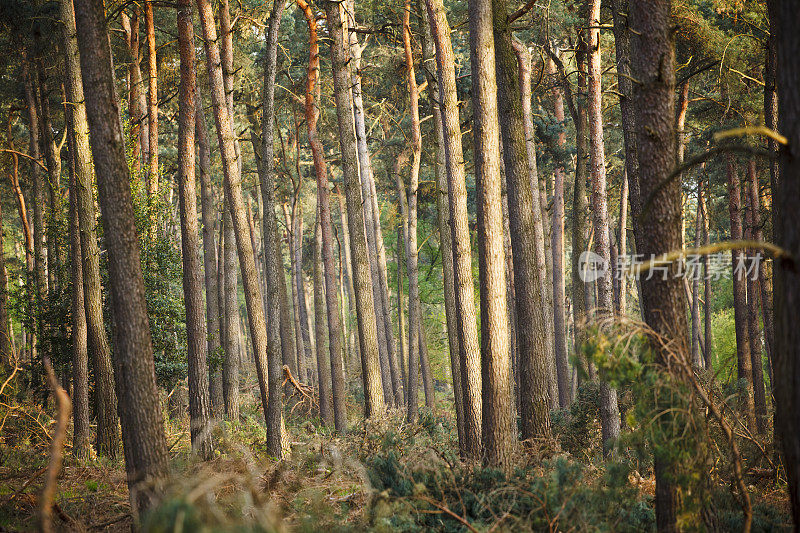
[616,170,629,316]
[727,158,758,429]
[420,9,464,443]
[221,206,241,419]
[59,0,120,457]
[700,184,713,369]
[402,0,423,420]
[196,0,287,456]
[120,10,147,172]
[469,0,514,468]
[587,0,620,456]
[145,0,159,195]
[324,0,385,418]
[544,51,570,408]
[396,226,408,389]
[177,0,213,458]
[336,187,359,367]
[744,161,767,433]
[425,0,482,458]
[629,1,688,528]
[691,178,703,367]
[196,99,224,414]
[494,9,551,440]
[67,133,89,461]
[284,204,307,380]
[74,0,169,513]
[313,209,333,426]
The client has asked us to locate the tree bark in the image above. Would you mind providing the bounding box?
[313,209,333,426]
[177,0,213,459]
[196,0,287,457]
[145,0,159,195]
[74,0,169,513]
[59,0,120,457]
[494,8,551,440]
[470,0,514,468]
[425,0,482,458]
[629,1,688,528]
[396,225,408,389]
[221,205,241,420]
[196,98,224,415]
[120,10,148,172]
[587,0,620,457]
[324,0,385,419]
[699,183,713,369]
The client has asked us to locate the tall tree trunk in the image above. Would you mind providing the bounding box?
[120,10,147,172]
[145,0,159,195]
[284,203,307,381]
[425,0,482,458]
[494,8,551,440]
[221,206,241,419]
[470,0,514,468]
[335,187,359,367]
[544,51,570,408]
[196,99,224,415]
[420,7,464,442]
[691,178,703,367]
[616,170,629,316]
[762,6,777,377]
[196,0,287,456]
[74,0,169,513]
[772,1,800,523]
[296,0,347,429]
[587,0,620,457]
[700,184,713,369]
[629,1,688,528]
[324,0,385,418]
[67,133,89,461]
[396,225,408,389]
[744,161,767,433]
[727,158,758,429]
[177,0,213,459]
[313,209,333,426]
[59,0,120,457]
[402,0,423,420]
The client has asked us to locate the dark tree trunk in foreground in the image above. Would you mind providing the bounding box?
[196,0,287,457]
[773,1,800,524]
[629,1,688,529]
[324,0,385,418]
[426,0,482,458]
[60,0,120,456]
[74,0,169,514]
[469,0,514,468]
[177,0,213,459]
[493,1,551,441]
[196,99,224,415]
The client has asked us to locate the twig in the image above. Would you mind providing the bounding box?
[0,148,48,170]
[415,494,479,533]
[39,357,72,533]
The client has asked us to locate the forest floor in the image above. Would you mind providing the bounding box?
[0,387,793,532]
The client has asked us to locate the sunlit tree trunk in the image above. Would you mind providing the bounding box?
[196,0,287,457]
[324,0,385,418]
[59,0,120,456]
[145,0,158,195]
[470,0,514,468]
[587,0,620,457]
[177,0,213,458]
[425,0,481,458]
[494,7,551,440]
[74,0,169,513]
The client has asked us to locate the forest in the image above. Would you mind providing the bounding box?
[0,0,798,530]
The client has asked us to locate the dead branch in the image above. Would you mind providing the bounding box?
[38,357,72,533]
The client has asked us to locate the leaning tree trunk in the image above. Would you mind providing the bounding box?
[425,0,482,458]
[587,0,620,457]
[196,0,287,457]
[298,0,347,429]
[74,0,169,514]
[59,0,120,457]
[324,0,385,418]
[470,0,514,469]
[629,1,690,528]
[177,0,213,459]
[196,98,224,414]
[494,6,551,441]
